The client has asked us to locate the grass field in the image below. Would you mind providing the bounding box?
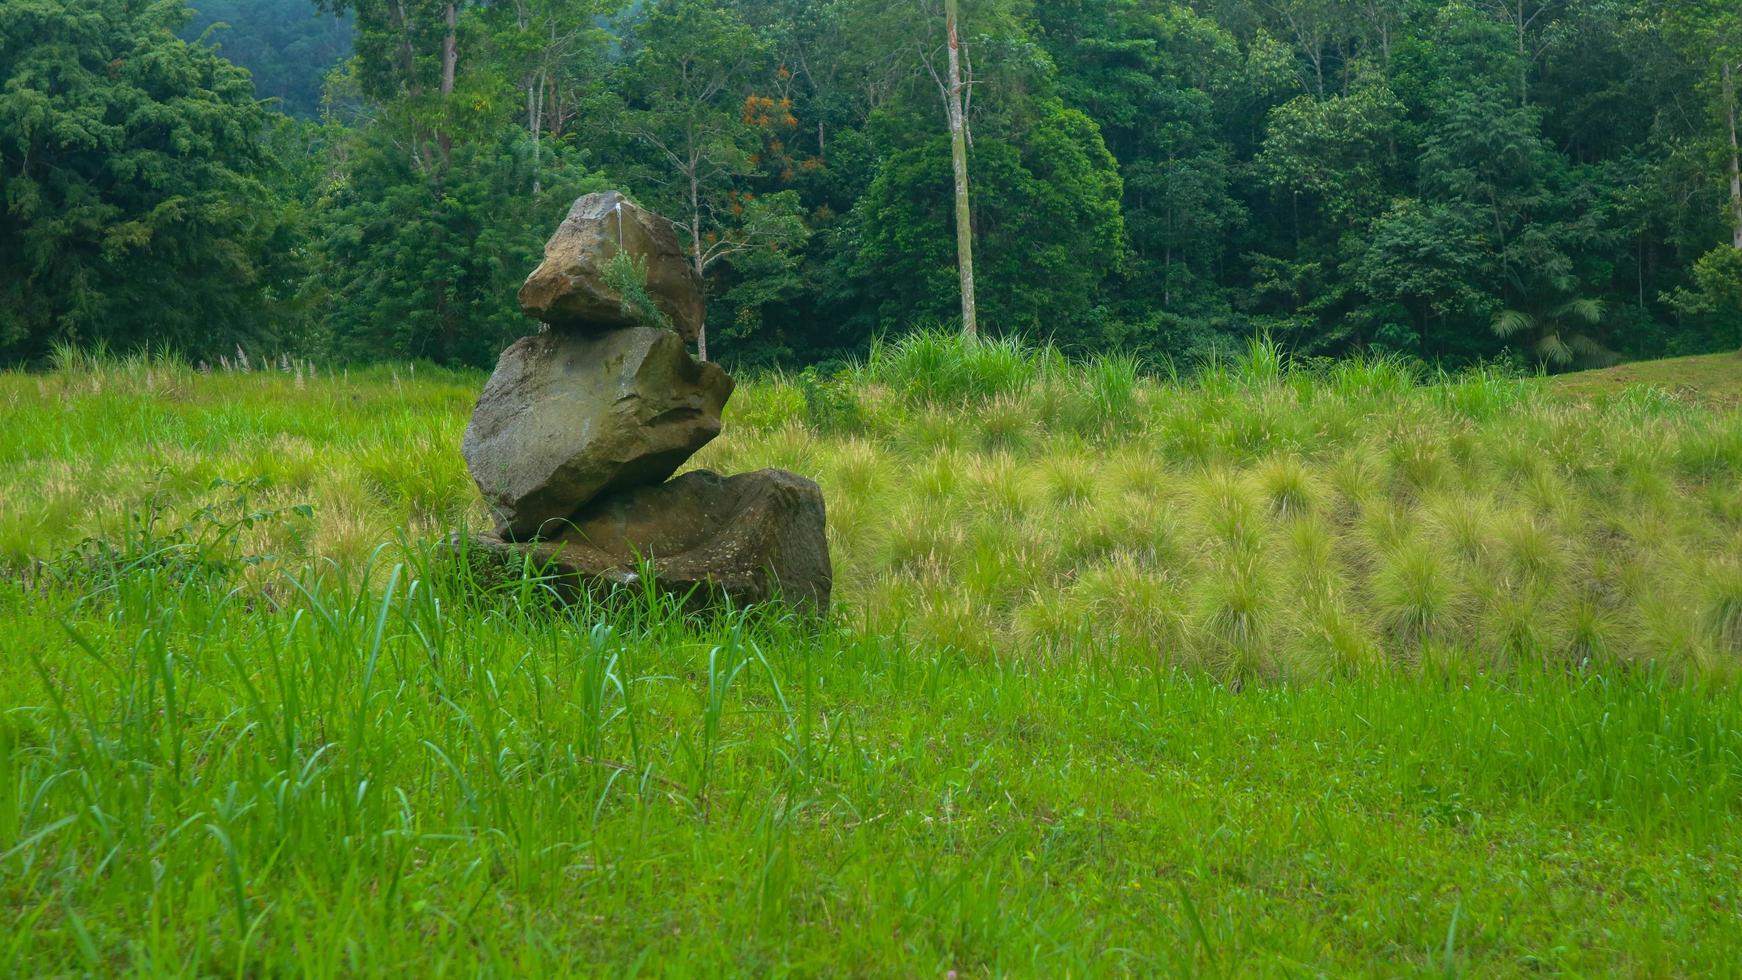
[3,338,1741,973]
[1549,350,1742,407]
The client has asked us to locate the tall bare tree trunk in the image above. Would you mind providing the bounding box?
[691,172,709,362]
[1516,0,1529,107]
[944,0,977,340]
[517,4,543,197]
[529,77,542,196]
[1726,62,1742,251]
[437,3,457,164]
[389,0,431,170]
[441,4,458,95]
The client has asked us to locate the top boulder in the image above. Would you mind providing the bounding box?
[518,191,705,342]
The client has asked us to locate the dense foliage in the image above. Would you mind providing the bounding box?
[0,0,282,358]
[182,0,353,118]
[3,0,1741,368]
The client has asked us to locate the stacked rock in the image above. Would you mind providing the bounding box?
[460,191,831,611]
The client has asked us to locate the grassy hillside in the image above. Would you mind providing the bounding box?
[2,339,1741,973]
[1551,351,1742,406]
[7,340,1742,677]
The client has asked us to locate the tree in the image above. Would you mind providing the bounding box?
[1263,0,1343,97]
[1664,245,1742,349]
[1351,4,1615,361]
[11,0,1740,369]
[1254,80,1401,233]
[620,0,807,360]
[312,125,607,365]
[1035,0,1250,351]
[306,0,614,365]
[482,0,616,196]
[836,0,1035,341]
[1491,296,1613,367]
[1661,0,1742,253]
[0,0,278,362]
[183,0,355,119]
[941,0,977,339]
[1475,0,1565,106]
[313,0,484,176]
[854,99,1123,344]
[1731,59,1742,252]
[1353,200,1491,357]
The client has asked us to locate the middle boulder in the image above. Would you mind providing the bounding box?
[462,326,733,539]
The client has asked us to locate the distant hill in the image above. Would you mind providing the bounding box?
[182,0,352,118]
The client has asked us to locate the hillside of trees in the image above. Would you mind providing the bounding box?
[181,0,354,119]
[3,0,1740,369]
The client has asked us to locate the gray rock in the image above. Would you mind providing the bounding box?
[462,468,831,612]
[462,327,733,539]
[519,190,705,342]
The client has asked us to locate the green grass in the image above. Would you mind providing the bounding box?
[1551,350,1742,406]
[10,339,1741,678]
[3,337,1742,973]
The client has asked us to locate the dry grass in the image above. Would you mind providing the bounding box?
[4,338,1741,680]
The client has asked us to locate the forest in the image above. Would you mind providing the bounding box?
[2,0,1741,370]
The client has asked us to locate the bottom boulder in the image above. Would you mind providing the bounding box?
[461,468,831,612]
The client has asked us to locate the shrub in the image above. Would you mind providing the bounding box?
[796,366,864,432]
[47,478,312,590]
[861,327,1047,402]
[602,251,672,331]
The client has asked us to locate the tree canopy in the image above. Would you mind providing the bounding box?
[1,0,279,362]
[182,0,353,118]
[3,0,1739,368]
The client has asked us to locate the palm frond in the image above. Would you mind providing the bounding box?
[1491,309,1535,338]
[1567,333,1622,367]
[1553,297,1605,325]
[1536,333,1574,366]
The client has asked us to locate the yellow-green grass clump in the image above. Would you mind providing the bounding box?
[3,336,1741,679]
